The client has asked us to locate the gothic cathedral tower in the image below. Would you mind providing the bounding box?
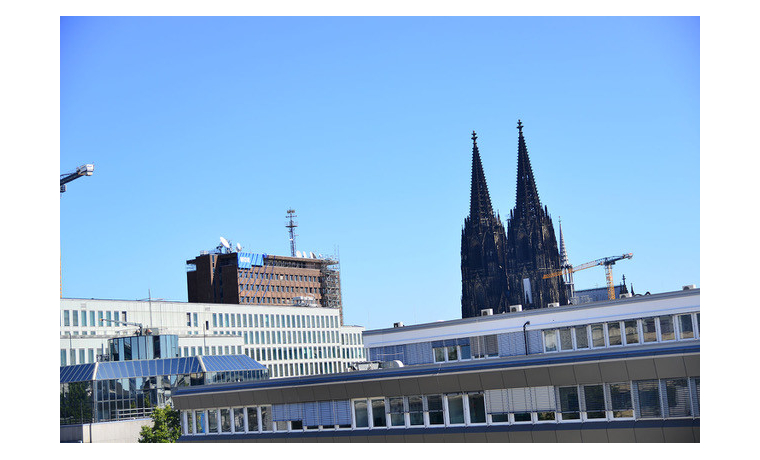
[505,120,567,309]
[461,132,510,318]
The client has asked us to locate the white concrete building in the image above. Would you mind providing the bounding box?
[60,298,366,378]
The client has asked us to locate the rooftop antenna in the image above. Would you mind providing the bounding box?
[236,242,242,252]
[220,236,231,253]
[286,209,298,257]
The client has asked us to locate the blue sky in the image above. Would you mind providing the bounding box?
[60,16,699,330]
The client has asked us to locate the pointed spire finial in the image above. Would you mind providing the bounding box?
[517,119,523,134]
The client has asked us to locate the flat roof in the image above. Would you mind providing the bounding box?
[364,288,700,336]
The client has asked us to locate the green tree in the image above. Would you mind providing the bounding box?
[138,405,181,443]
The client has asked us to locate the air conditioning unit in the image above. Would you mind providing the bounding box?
[481,308,493,316]
[682,284,697,290]
[393,322,404,328]
[547,302,559,308]
[619,293,633,298]
[509,304,523,313]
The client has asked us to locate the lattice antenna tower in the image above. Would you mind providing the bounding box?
[286,208,298,257]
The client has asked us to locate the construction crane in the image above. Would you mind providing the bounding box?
[60,163,94,193]
[543,253,633,301]
[99,318,151,336]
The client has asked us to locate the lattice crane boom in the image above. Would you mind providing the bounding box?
[542,253,633,300]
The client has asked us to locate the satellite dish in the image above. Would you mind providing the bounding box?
[220,236,231,250]
[236,243,242,252]
[310,251,316,258]
[296,250,302,257]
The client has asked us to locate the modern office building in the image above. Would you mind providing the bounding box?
[60,298,366,380]
[186,247,343,321]
[173,287,699,442]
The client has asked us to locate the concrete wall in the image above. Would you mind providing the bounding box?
[60,418,153,443]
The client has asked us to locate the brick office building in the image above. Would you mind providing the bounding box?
[186,250,343,322]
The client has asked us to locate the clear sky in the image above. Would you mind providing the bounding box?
[60,16,699,330]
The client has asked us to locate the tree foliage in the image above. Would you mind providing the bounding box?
[138,405,181,443]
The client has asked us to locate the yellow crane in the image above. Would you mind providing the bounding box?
[543,253,633,300]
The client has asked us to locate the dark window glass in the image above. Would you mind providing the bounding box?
[468,393,486,424]
[233,408,244,432]
[679,315,694,339]
[427,395,444,425]
[559,386,580,420]
[583,385,606,419]
[260,406,272,431]
[371,398,386,427]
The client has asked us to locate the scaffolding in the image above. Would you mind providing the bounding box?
[320,256,343,324]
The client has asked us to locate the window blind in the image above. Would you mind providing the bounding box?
[485,389,509,414]
[636,380,662,418]
[532,386,556,411]
[509,387,532,413]
[665,378,691,417]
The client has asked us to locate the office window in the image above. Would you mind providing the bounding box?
[608,322,622,346]
[666,378,691,417]
[88,349,94,363]
[243,315,247,328]
[468,393,486,424]
[559,386,580,420]
[678,314,694,339]
[659,316,675,341]
[208,410,219,433]
[591,324,605,347]
[193,313,199,328]
[186,313,191,327]
[636,380,662,418]
[559,327,573,351]
[90,311,95,328]
[61,349,67,366]
[583,385,606,419]
[642,317,657,342]
[213,314,217,328]
[63,310,70,327]
[254,314,259,327]
[574,326,589,349]
[608,383,634,418]
[447,394,465,424]
[225,314,230,328]
[247,407,259,432]
[543,329,558,352]
[79,349,85,364]
[72,311,79,327]
[426,395,444,425]
[354,400,369,428]
[106,311,112,323]
[233,408,245,432]
[236,314,241,328]
[388,397,405,426]
[195,411,207,434]
[408,396,424,426]
[624,320,639,344]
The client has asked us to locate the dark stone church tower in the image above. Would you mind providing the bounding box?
[505,121,567,309]
[460,131,510,318]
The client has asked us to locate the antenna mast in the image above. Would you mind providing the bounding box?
[286,209,298,257]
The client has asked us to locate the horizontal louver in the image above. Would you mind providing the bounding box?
[532,386,556,411]
[485,389,509,414]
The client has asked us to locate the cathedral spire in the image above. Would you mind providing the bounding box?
[514,120,543,221]
[559,217,569,268]
[469,130,495,226]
